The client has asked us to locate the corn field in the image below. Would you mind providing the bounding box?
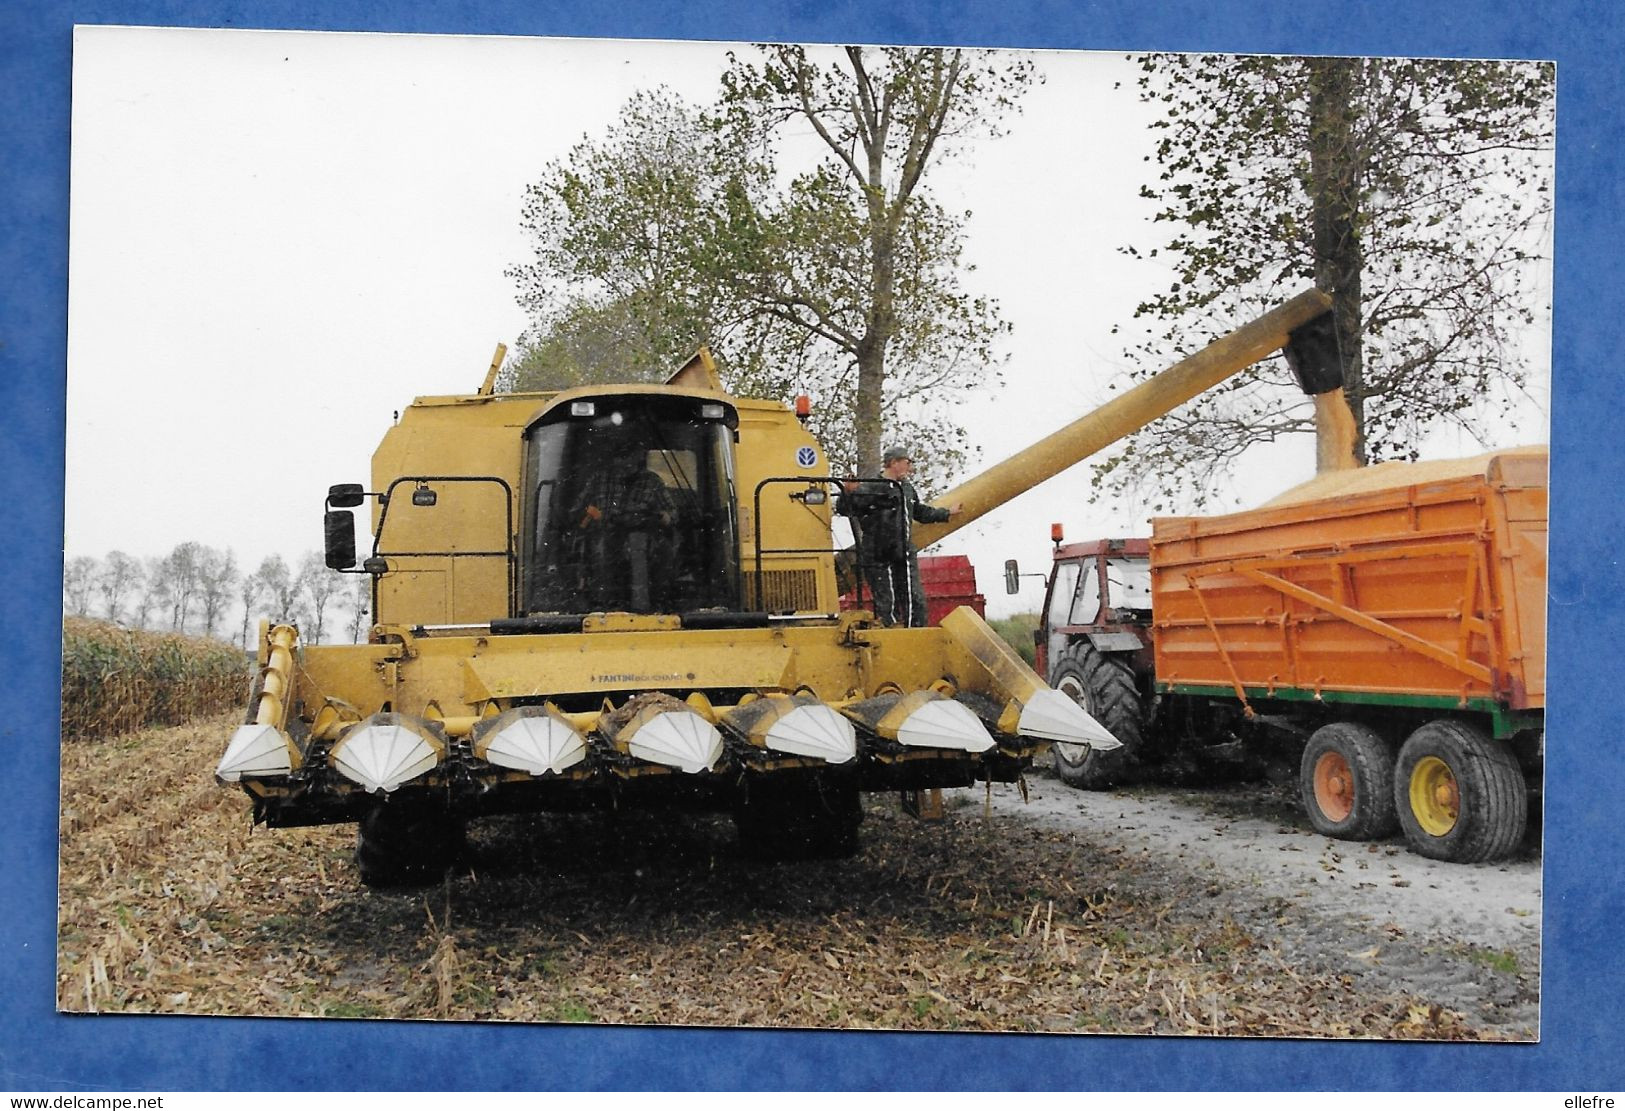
[60,618,249,741]
[56,712,1532,1037]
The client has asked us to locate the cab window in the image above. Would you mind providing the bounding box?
[1069,561,1103,624]
[1046,561,1081,629]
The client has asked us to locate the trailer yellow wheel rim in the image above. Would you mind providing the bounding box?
[1312,750,1355,823]
[1409,755,1460,836]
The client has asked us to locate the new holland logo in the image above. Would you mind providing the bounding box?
[795,446,818,468]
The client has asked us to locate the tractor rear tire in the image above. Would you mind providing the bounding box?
[1299,721,1399,840]
[735,775,862,861]
[1394,719,1527,863]
[355,802,467,888]
[1048,641,1143,790]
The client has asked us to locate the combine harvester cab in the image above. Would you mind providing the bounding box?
[218,291,1336,885]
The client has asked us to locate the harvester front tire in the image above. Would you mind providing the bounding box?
[1394,720,1527,863]
[1298,722,1398,840]
[735,776,862,862]
[355,803,466,888]
[1049,642,1143,790]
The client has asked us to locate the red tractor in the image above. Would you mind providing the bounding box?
[1013,534,1158,789]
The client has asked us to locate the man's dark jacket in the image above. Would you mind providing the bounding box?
[839,477,950,563]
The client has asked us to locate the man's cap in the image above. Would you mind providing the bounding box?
[882,446,911,464]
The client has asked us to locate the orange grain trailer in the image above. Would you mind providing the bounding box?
[1023,446,1546,863]
[1150,447,1546,862]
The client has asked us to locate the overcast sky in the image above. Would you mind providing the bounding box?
[64,26,1552,619]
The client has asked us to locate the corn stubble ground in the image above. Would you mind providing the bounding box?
[58,712,1535,1040]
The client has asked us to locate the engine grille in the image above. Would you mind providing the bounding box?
[745,568,821,613]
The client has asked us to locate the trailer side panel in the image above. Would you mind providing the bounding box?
[1150,448,1547,712]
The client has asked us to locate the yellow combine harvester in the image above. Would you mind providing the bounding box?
[216,290,1334,885]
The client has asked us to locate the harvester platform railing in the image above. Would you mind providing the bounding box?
[371,474,518,618]
[750,476,906,616]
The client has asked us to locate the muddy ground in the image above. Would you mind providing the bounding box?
[56,713,1539,1040]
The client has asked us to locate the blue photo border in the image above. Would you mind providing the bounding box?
[4,0,1621,1092]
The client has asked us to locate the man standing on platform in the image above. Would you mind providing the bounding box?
[842,446,963,627]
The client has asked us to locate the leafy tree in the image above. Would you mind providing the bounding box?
[1097,53,1553,507]
[508,46,1034,482]
[506,91,753,393]
[710,45,1032,477]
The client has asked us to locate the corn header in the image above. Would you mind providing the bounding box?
[217,290,1335,885]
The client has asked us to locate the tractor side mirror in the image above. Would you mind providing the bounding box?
[1003,559,1020,595]
[324,510,357,570]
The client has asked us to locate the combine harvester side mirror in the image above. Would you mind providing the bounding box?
[1003,559,1020,595]
[327,483,365,508]
[323,482,366,570]
[324,510,357,570]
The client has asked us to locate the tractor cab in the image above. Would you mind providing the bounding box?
[1013,535,1153,680]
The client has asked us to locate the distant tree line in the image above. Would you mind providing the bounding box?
[62,544,371,648]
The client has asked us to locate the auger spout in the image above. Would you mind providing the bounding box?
[913,287,1334,550]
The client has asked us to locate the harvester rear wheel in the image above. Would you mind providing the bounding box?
[734,776,862,861]
[1298,722,1398,840]
[355,802,467,888]
[1394,719,1526,863]
[1049,641,1143,790]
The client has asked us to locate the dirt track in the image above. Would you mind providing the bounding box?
[56,713,1539,1039]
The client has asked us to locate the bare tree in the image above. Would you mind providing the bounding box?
[96,551,143,625]
[196,547,239,638]
[346,574,372,644]
[298,551,344,644]
[161,542,204,631]
[238,568,264,650]
[257,555,300,627]
[134,555,169,630]
[63,556,99,616]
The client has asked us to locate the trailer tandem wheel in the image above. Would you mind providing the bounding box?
[1049,641,1143,790]
[1394,719,1527,863]
[1299,722,1399,840]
